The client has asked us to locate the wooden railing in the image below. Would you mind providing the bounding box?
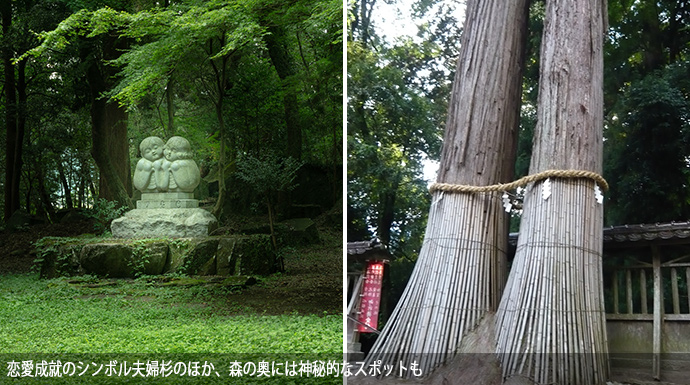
[607,252,690,319]
[605,247,690,379]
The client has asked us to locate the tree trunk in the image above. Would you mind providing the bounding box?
[212,99,227,220]
[36,163,55,221]
[377,171,401,248]
[83,37,133,210]
[264,25,302,160]
[495,1,609,384]
[165,75,175,136]
[2,0,20,221]
[210,44,235,221]
[363,0,529,378]
[57,160,73,210]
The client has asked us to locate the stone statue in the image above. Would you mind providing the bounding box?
[156,136,201,193]
[133,136,165,192]
[133,136,201,193]
[112,135,217,238]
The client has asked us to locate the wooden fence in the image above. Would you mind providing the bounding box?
[605,246,690,379]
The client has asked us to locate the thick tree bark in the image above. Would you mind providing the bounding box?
[83,37,133,210]
[363,0,529,378]
[86,60,133,210]
[495,1,609,384]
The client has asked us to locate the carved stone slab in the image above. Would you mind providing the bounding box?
[111,208,218,238]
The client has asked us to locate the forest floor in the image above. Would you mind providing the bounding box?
[0,211,343,315]
[0,211,343,384]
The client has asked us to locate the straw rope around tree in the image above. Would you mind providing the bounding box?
[429,169,608,195]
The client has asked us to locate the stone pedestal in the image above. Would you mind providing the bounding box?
[136,192,199,209]
[112,193,217,238]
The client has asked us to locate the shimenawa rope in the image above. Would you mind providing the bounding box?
[428,169,608,194]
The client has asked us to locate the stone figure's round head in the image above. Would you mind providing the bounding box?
[164,136,193,161]
[139,136,165,161]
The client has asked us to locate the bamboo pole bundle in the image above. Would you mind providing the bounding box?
[495,178,608,384]
[364,189,508,377]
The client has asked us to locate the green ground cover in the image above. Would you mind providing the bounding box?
[0,274,343,384]
[0,213,344,383]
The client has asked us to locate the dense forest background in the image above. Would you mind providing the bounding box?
[348,0,690,311]
[0,0,342,227]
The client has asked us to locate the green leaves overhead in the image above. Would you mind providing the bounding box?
[26,2,266,108]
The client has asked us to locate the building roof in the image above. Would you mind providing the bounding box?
[347,239,390,264]
[603,221,690,247]
[508,221,690,249]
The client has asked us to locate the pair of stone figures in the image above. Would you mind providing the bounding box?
[112,135,215,238]
[133,136,201,193]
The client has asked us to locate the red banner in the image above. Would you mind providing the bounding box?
[358,261,384,332]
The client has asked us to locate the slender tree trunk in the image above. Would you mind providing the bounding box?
[364,0,529,378]
[495,1,609,384]
[165,76,175,136]
[265,196,284,271]
[2,0,20,221]
[36,163,55,221]
[264,25,302,160]
[212,98,227,219]
[57,161,73,209]
[15,59,27,211]
[210,43,234,220]
[377,171,401,247]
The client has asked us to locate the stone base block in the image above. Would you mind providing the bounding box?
[136,199,199,209]
[111,208,218,238]
[136,192,199,209]
[80,241,168,277]
[36,235,278,278]
[141,192,195,200]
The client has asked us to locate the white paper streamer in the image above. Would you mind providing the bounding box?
[594,184,603,204]
[542,178,552,200]
[502,192,512,212]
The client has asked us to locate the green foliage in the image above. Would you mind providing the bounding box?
[85,198,128,234]
[0,274,342,383]
[32,237,76,274]
[605,69,690,224]
[128,239,154,277]
[235,153,304,197]
[347,5,452,254]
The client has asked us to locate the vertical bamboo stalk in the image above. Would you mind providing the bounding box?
[641,269,648,314]
[652,246,662,381]
[613,271,619,314]
[626,269,633,314]
[672,267,680,314]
